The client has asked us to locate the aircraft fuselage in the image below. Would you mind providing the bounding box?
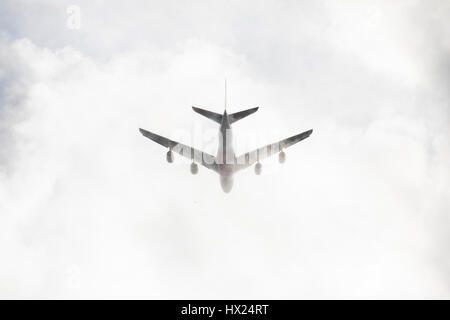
[217,111,234,193]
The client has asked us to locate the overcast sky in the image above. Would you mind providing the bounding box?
[0,0,449,299]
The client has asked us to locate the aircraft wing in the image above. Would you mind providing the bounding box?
[139,128,218,172]
[234,129,313,171]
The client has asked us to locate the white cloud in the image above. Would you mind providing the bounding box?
[0,0,449,299]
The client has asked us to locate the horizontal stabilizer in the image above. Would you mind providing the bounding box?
[192,107,223,124]
[229,107,259,124]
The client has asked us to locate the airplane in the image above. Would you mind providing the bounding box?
[139,86,313,193]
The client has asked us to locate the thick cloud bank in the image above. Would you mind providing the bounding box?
[0,0,449,298]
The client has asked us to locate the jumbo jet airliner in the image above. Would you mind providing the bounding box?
[139,87,312,193]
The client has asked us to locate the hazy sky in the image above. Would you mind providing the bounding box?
[0,0,449,298]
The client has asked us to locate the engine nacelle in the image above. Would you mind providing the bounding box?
[255,162,262,175]
[166,150,173,163]
[190,162,198,175]
[279,151,286,164]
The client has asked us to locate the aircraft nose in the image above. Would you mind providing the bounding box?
[220,176,233,193]
[222,185,232,193]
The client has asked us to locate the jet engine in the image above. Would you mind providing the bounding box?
[279,151,286,164]
[190,162,198,175]
[166,150,174,163]
[255,162,262,175]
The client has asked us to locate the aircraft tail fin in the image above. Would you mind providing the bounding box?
[192,107,223,124]
[229,107,259,124]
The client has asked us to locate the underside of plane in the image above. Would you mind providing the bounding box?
[139,103,312,193]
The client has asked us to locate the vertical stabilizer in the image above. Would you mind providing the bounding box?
[224,79,227,111]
